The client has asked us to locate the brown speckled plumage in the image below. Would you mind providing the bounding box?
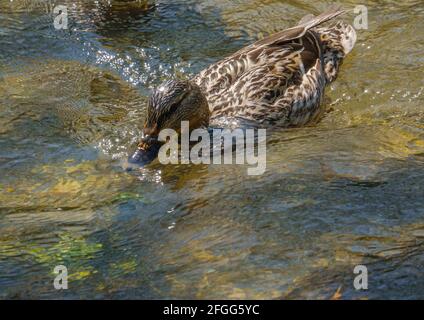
[143,5,356,139]
[191,5,356,127]
[131,6,357,163]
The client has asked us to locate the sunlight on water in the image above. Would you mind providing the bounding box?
[1,0,424,299]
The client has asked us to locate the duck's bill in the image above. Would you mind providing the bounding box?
[127,141,162,167]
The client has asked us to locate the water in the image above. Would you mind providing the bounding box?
[1,0,424,299]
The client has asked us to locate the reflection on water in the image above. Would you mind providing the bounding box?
[1,0,424,299]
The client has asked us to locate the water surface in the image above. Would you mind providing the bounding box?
[1,0,424,299]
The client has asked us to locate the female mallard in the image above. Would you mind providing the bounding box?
[130,6,356,164]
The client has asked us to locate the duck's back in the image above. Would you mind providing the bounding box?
[193,6,356,127]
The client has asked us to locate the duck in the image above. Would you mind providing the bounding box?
[129,5,356,165]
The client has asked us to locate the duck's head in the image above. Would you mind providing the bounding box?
[128,79,210,166]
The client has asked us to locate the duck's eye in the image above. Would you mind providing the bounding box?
[156,93,187,127]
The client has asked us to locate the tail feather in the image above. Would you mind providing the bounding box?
[297,4,346,30]
[314,20,357,82]
[240,5,347,53]
[235,6,357,83]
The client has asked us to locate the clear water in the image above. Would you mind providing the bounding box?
[1,0,424,299]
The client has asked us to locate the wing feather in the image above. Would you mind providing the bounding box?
[234,5,345,55]
[194,6,347,125]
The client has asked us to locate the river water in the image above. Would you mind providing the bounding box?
[1,0,424,299]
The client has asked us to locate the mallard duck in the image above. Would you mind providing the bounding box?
[130,5,356,165]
